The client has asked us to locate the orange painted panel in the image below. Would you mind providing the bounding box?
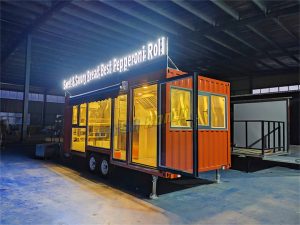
[163,71,231,174]
[198,76,231,172]
[163,75,193,173]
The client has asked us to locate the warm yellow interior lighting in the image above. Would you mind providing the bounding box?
[170,87,192,128]
[211,95,226,128]
[71,128,86,152]
[132,84,157,167]
[72,106,78,125]
[198,95,209,126]
[87,99,111,148]
[113,95,127,161]
[79,104,87,126]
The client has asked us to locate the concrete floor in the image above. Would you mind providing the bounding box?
[1,146,299,225]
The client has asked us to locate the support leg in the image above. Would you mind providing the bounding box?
[215,169,221,184]
[149,175,158,199]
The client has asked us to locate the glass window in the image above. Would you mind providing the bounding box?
[72,106,78,125]
[79,104,87,126]
[170,87,192,128]
[252,89,260,94]
[132,84,157,167]
[289,85,299,91]
[198,95,209,126]
[279,86,288,92]
[113,95,127,161]
[71,128,86,152]
[211,95,226,128]
[87,99,111,149]
[260,88,269,94]
[269,87,279,93]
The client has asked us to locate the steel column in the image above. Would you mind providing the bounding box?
[193,72,199,177]
[21,34,31,141]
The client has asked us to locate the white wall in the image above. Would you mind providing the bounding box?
[233,100,288,150]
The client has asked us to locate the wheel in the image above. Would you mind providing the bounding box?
[88,153,98,173]
[99,157,110,178]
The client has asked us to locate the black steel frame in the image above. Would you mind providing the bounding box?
[233,120,286,155]
[156,72,200,178]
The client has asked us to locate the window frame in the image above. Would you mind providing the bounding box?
[197,92,228,130]
[71,104,87,152]
[112,94,128,162]
[72,105,79,125]
[210,93,227,130]
[169,86,193,130]
[130,82,158,168]
[86,98,112,150]
[197,91,210,129]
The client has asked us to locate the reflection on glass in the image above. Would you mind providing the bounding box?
[79,104,87,126]
[170,87,191,128]
[132,84,157,167]
[71,128,86,152]
[113,95,127,160]
[87,99,111,148]
[198,95,209,126]
[211,95,226,128]
[72,106,78,125]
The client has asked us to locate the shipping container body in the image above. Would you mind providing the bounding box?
[63,59,231,178]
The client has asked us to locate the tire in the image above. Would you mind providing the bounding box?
[87,153,98,173]
[99,156,110,178]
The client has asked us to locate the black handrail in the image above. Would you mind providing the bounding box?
[233,120,286,155]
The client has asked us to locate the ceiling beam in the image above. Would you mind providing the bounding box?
[210,0,240,20]
[272,18,298,41]
[211,0,299,66]
[1,0,72,63]
[171,0,216,26]
[223,30,290,68]
[247,25,300,63]
[99,1,238,61]
[171,1,290,70]
[135,1,195,31]
[251,0,298,42]
[75,1,233,65]
[203,2,299,35]
[252,0,269,14]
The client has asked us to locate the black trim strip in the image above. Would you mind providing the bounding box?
[69,83,122,105]
[193,72,199,177]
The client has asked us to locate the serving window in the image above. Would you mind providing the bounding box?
[71,104,87,152]
[87,99,112,149]
[170,87,192,129]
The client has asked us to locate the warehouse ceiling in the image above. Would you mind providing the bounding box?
[1,0,299,90]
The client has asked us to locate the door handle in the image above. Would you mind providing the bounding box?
[186,119,193,122]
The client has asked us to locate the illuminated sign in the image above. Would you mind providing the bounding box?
[63,37,168,90]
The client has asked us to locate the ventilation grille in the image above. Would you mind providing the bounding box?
[136,96,157,109]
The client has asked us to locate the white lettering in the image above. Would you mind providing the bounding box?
[63,37,168,90]
[148,43,153,60]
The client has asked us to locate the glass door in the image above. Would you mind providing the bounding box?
[131,84,158,167]
[159,76,194,174]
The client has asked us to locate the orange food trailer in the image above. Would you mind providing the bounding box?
[63,37,231,198]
